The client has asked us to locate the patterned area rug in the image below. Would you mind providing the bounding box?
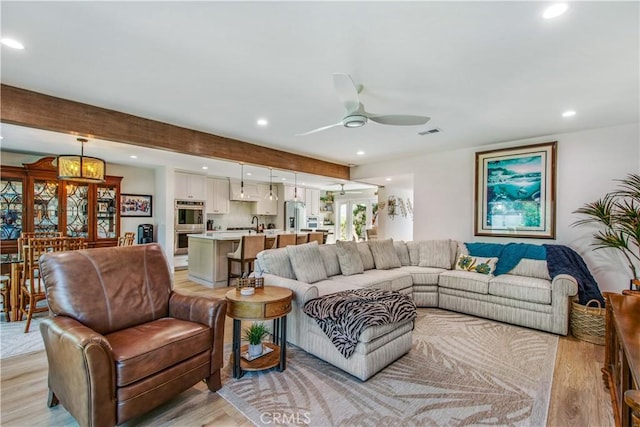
[218,309,558,427]
[0,315,46,359]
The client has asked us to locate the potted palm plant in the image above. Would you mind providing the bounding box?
[243,322,269,357]
[573,173,640,290]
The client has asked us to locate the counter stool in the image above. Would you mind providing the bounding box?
[275,233,297,248]
[0,275,10,322]
[307,232,324,245]
[227,235,266,286]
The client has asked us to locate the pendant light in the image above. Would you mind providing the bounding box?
[293,172,299,202]
[239,163,245,198]
[57,137,106,183]
[265,168,278,201]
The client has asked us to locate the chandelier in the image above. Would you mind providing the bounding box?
[57,138,105,183]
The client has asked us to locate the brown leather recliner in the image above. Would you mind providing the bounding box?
[38,243,227,427]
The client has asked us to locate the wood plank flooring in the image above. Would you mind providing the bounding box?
[0,270,614,426]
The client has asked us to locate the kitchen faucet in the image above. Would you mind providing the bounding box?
[251,215,259,233]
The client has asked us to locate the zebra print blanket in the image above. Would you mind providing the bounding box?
[303,288,417,358]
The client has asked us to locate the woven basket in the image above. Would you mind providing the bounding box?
[570,299,605,345]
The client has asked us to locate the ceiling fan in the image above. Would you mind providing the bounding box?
[338,184,362,196]
[297,73,430,136]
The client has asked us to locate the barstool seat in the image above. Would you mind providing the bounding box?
[227,235,266,286]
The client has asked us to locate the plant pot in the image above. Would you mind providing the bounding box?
[248,343,263,357]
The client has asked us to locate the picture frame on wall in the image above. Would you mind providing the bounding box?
[120,194,153,217]
[474,141,557,239]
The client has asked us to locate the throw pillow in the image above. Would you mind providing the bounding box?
[418,239,452,269]
[357,242,375,270]
[394,241,411,266]
[319,244,341,277]
[406,241,420,266]
[369,239,402,270]
[255,247,296,280]
[335,240,364,276]
[455,254,498,275]
[286,242,328,284]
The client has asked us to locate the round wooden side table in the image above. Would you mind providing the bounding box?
[225,286,292,378]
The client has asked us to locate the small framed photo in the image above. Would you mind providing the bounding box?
[120,194,153,217]
[475,142,557,239]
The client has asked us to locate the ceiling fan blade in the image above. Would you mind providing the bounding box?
[333,73,360,114]
[367,114,431,126]
[295,121,343,136]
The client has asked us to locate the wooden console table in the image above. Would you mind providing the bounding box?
[602,292,640,427]
[225,286,292,379]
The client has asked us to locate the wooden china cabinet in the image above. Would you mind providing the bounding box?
[0,157,122,255]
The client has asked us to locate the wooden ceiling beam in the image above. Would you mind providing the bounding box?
[0,84,350,180]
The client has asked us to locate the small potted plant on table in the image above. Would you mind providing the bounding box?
[243,322,269,357]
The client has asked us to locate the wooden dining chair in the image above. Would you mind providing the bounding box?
[226,235,266,286]
[0,274,11,322]
[275,233,297,248]
[307,232,324,245]
[19,237,65,332]
[63,237,88,251]
[18,231,63,255]
[117,232,136,246]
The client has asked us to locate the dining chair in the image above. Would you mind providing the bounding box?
[366,227,378,241]
[117,232,136,246]
[0,275,10,322]
[18,231,63,255]
[275,233,297,248]
[63,237,88,251]
[226,234,266,286]
[307,232,324,245]
[19,237,65,332]
[296,234,309,245]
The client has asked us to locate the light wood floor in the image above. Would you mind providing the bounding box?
[0,270,614,426]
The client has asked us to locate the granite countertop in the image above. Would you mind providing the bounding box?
[188,230,292,241]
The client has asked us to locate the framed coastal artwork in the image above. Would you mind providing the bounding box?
[120,194,153,217]
[474,141,557,239]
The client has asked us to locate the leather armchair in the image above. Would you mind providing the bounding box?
[38,243,227,427]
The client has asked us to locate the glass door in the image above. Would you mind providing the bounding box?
[96,184,118,239]
[65,182,89,237]
[32,179,60,233]
[0,178,23,240]
[336,198,376,242]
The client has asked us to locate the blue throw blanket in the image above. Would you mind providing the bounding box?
[544,244,605,306]
[465,242,546,276]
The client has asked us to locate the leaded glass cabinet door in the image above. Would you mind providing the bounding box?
[32,179,60,234]
[65,183,89,237]
[96,183,118,239]
[0,177,23,240]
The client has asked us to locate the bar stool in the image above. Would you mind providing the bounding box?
[275,233,297,248]
[296,234,309,245]
[307,232,324,245]
[0,275,10,322]
[226,235,266,286]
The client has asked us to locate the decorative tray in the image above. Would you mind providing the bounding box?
[241,345,274,362]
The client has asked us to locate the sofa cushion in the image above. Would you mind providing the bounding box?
[488,274,552,304]
[286,242,328,284]
[313,279,363,296]
[107,317,211,387]
[508,259,551,280]
[418,239,452,269]
[336,240,364,276]
[455,254,498,275]
[438,270,491,294]
[398,265,445,285]
[369,239,402,270]
[406,241,420,266]
[256,247,296,280]
[319,244,341,277]
[394,241,411,266]
[329,269,412,293]
[357,242,375,270]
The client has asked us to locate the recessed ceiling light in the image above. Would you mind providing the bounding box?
[543,3,568,19]
[1,38,25,49]
[562,110,576,117]
[246,172,252,176]
[281,177,286,181]
[356,151,365,156]
[385,178,392,182]
[256,118,268,126]
[202,166,208,170]
[129,155,137,159]
[301,182,306,185]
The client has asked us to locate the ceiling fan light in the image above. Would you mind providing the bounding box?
[343,115,368,128]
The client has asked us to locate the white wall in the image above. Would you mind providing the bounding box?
[377,185,413,242]
[352,123,640,293]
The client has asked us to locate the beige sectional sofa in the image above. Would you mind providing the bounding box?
[254,239,579,380]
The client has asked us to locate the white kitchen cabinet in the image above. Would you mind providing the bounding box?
[305,188,320,216]
[283,185,305,202]
[255,184,278,215]
[206,177,230,214]
[229,179,259,201]
[175,172,206,200]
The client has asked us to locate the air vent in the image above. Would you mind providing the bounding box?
[418,128,441,136]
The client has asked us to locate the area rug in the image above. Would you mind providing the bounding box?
[218,309,558,427]
[0,315,46,359]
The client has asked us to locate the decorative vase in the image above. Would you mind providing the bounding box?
[248,343,263,357]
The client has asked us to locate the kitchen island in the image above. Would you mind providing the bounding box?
[187,230,285,288]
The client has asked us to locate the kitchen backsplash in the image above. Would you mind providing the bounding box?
[206,201,275,230]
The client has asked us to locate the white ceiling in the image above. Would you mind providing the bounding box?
[0,1,638,188]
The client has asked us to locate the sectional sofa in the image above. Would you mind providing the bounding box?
[254,239,579,380]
